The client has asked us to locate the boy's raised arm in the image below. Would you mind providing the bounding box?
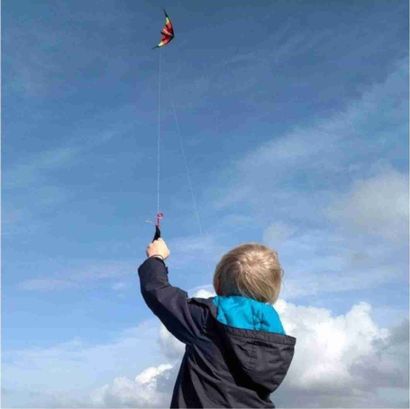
[138,239,206,345]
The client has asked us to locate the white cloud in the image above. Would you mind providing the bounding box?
[2,320,165,407]
[191,287,215,299]
[89,364,175,408]
[158,324,185,361]
[276,300,389,389]
[89,298,408,408]
[350,318,409,389]
[4,288,408,408]
[275,300,409,407]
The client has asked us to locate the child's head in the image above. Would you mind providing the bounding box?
[213,243,283,304]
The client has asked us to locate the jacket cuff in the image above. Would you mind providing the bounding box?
[149,255,166,265]
[140,255,167,270]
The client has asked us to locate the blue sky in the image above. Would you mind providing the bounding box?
[2,1,409,407]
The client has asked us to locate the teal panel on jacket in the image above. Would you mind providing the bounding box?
[212,295,285,335]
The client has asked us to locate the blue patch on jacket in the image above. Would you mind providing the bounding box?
[212,295,286,335]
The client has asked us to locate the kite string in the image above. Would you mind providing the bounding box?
[158,54,204,237]
[167,81,214,278]
[170,94,203,237]
[163,58,214,277]
[156,49,162,214]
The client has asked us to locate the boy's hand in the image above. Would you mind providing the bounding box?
[146,238,170,260]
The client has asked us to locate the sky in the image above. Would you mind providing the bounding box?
[2,0,409,407]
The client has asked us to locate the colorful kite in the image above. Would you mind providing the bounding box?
[153,10,174,49]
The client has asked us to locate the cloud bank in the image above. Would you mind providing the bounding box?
[6,295,406,408]
[86,299,409,408]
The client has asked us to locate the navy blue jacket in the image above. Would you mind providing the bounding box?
[138,257,296,408]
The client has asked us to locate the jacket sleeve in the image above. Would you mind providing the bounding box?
[138,257,207,344]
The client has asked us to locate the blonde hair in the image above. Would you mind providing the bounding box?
[213,243,283,304]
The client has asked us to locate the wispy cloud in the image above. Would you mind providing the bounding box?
[265,227,407,300]
[5,146,80,189]
[3,115,137,240]
[203,58,409,300]
[167,232,225,274]
[3,7,144,99]
[17,260,136,292]
[326,167,408,242]
[214,56,407,213]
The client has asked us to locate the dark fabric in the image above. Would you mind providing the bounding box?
[138,257,296,408]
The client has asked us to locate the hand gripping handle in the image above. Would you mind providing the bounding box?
[152,212,164,242]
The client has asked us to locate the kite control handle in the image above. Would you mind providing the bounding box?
[152,212,164,242]
[153,225,161,241]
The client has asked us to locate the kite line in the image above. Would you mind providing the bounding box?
[169,92,203,237]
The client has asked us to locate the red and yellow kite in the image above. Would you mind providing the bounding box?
[153,10,174,48]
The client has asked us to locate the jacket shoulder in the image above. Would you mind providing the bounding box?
[183,297,215,335]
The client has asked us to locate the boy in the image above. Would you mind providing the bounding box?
[138,238,296,408]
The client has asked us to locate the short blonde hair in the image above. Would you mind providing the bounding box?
[213,243,283,304]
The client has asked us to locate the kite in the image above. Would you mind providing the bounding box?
[153,10,175,49]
